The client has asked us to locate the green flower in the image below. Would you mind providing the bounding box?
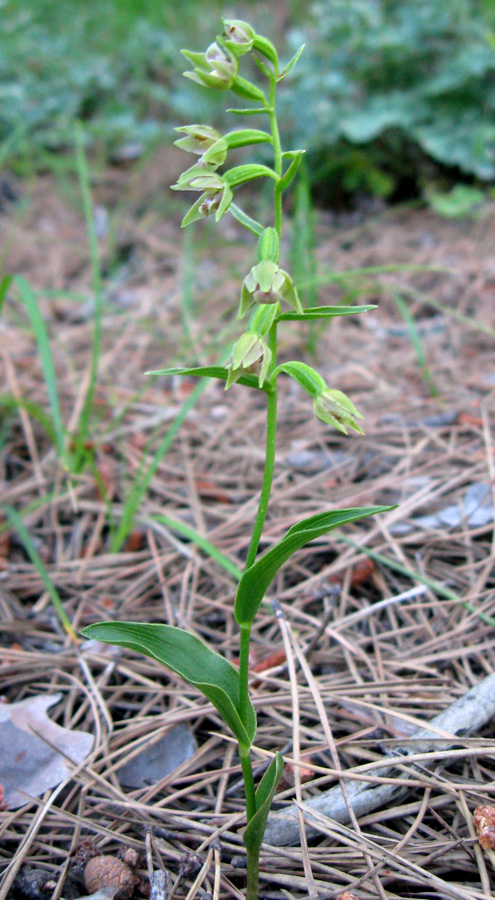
[171,171,233,227]
[226,332,272,389]
[182,41,238,90]
[313,389,364,435]
[174,125,222,155]
[221,19,255,56]
[239,261,303,317]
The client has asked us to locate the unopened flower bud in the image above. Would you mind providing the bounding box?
[226,333,272,389]
[313,389,364,435]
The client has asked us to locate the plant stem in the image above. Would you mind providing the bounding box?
[239,739,256,822]
[246,846,260,900]
[245,325,278,569]
[238,70,285,900]
[268,75,283,237]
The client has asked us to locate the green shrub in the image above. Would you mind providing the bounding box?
[0,0,221,164]
[284,0,495,198]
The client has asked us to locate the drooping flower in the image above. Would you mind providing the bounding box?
[174,126,228,172]
[239,261,303,317]
[226,332,272,389]
[221,19,255,56]
[174,125,222,155]
[313,389,364,435]
[170,171,233,227]
[182,42,238,90]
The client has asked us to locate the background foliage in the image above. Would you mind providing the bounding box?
[2,0,495,202]
[284,0,495,202]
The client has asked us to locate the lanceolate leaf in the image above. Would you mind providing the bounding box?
[276,304,377,321]
[279,151,306,192]
[231,76,266,103]
[277,44,305,82]
[229,203,264,236]
[224,129,272,148]
[145,365,270,392]
[224,164,279,187]
[226,107,268,116]
[234,506,394,626]
[81,622,257,747]
[243,751,284,856]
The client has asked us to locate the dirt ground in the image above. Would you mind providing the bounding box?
[1,156,495,900]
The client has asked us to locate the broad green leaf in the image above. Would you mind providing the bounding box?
[276,304,377,321]
[277,44,305,81]
[234,506,394,626]
[428,185,485,219]
[224,129,272,148]
[243,751,284,856]
[224,165,278,187]
[145,365,269,391]
[81,622,257,747]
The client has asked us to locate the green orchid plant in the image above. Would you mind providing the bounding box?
[82,19,392,900]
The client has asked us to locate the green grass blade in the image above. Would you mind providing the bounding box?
[73,123,102,472]
[0,275,12,315]
[0,393,58,444]
[111,377,216,553]
[393,292,439,397]
[151,514,242,579]
[341,538,495,629]
[15,276,66,463]
[4,505,77,641]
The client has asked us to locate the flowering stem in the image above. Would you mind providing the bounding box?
[244,325,278,569]
[267,76,283,239]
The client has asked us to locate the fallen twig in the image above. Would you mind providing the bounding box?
[265,672,495,846]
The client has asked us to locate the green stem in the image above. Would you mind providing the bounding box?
[246,846,260,900]
[236,74,285,900]
[245,324,278,569]
[268,76,283,238]
[239,741,256,823]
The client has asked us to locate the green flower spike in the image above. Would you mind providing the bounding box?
[226,332,272,389]
[313,389,365,435]
[239,261,303,317]
[182,41,238,90]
